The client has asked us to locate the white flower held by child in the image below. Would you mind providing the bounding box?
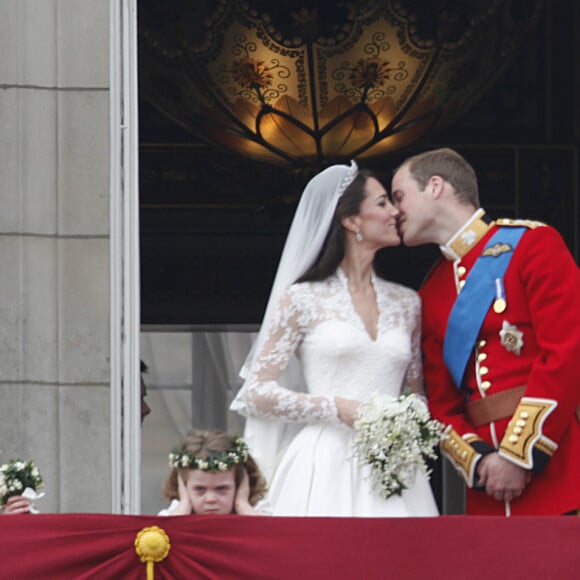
[0,458,44,512]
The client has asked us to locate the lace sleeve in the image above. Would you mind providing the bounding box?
[403,292,425,396]
[231,286,339,423]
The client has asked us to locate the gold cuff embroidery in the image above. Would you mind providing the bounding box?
[440,426,481,487]
[498,397,557,469]
[534,435,558,457]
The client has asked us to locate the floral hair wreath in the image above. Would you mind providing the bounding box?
[168,436,249,472]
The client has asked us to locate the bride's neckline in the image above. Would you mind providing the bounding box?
[336,265,376,287]
[336,267,380,341]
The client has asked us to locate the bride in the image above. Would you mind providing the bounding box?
[230,161,439,517]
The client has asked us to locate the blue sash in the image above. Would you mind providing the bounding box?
[443,227,526,389]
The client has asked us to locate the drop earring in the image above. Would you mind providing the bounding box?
[355,229,363,242]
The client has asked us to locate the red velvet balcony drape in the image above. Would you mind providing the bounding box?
[1,514,578,579]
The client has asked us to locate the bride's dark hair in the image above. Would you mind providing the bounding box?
[296,169,374,283]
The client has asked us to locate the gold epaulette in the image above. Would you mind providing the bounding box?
[440,426,482,487]
[498,397,558,469]
[495,218,546,229]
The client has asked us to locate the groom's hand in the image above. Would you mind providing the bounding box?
[477,452,531,502]
[335,397,361,428]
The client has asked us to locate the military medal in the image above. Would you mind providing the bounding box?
[499,320,524,355]
[493,278,507,313]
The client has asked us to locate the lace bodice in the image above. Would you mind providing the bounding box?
[231,269,423,424]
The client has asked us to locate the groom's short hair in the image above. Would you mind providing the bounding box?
[401,148,480,208]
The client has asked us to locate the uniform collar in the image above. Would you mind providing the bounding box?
[440,209,494,261]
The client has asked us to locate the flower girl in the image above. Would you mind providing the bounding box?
[158,430,270,516]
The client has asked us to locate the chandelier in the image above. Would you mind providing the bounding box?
[139,0,544,168]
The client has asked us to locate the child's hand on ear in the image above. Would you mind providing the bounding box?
[168,472,193,515]
[234,468,259,515]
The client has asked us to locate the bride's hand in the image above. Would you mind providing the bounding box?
[335,397,361,428]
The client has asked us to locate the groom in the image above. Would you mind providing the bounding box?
[391,147,580,515]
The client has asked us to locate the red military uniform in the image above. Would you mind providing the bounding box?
[420,210,580,515]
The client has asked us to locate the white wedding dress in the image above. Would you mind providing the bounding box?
[231,268,439,517]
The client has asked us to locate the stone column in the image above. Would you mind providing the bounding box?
[0,0,112,512]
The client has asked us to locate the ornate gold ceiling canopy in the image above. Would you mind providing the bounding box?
[139,0,544,168]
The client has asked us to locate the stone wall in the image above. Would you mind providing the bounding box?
[0,0,112,512]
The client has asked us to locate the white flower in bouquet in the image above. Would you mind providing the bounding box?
[353,392,444,500]
[0,458,44,506]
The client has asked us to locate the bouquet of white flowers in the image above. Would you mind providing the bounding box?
[0,458,44,506]
[353,392,444,500]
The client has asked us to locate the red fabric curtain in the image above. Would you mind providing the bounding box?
[1,514,579,579]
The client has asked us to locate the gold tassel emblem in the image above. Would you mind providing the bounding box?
[135,526,171,580]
